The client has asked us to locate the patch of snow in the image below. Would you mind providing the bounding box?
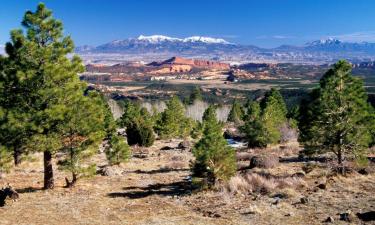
[183,36,230,44]
[136,35,231,44]
[137,35,181,43]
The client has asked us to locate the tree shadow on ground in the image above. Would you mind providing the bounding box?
[15,187,43,194]
[130,168,189,175]
[107,180,192,199]
[279,156,328,163]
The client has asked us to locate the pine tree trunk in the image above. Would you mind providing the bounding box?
[13,148,21,166]
[337,149,344,175]
[43,151,54,189]
[65,173,77,188]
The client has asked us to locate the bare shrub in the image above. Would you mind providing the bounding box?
[140,102,153,114]
[279,144,300,156]
[216,105,231,122]
[107,99,124,120]
[236,152,252,161]
[279,123,298,143]
[163,161,185,170]
[171,155,185,161]
[237,161,249,170]
[227,175,252,194]
[152,101,167,114]
[185,100,209,121]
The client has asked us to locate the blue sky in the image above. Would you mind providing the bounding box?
[1,0,375,48]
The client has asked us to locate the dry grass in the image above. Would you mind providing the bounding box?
[0,139,375,225]
[224,173,307,196]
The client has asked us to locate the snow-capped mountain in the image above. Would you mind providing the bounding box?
[136,35,231,44]
[76,36,375,63]
[306,38,342,46]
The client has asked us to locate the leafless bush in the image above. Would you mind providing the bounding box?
[216,105,231,122]
[140,102,153,114]
[237,161,249,170]
[279,123,298,143]
[152,101,167,114]
[107,99,123,120]
[171,155,185,161]
[227,175,252,194]
[279,144,300,156]
[236,152,253,161]
[185,100,209,121]
[163,161,185,170]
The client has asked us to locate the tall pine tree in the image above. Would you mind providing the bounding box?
[227,99,244,124]
[0,3,106,188]
[299,60,373,173]
[156,96,193,139]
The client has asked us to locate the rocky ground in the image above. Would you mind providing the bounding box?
[0,139,374,225]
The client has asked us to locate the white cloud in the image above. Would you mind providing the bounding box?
[325,31,375,42]
[256,35,296,40]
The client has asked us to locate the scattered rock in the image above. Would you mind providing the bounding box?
[97,166,121,176]
[300,197,309,204]
[358,168,369,175]
[317,183,326,190]
[292,172,305,178]
[357,211,375,221]
[339,212,354,222]
[249,155,279,169]
[177,141,191,150]
[324,216,335,223]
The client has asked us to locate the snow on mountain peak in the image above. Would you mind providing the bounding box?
[183,36,230,44]
[136,35,231,44]
[137,35,181,43]
[307,38,342,46]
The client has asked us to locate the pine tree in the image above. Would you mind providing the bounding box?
[299,60,373,173]
[0,146,12,173]
[57,91,108,187]
[260,88,287,144]
[241,101,269,147]
[106,133,130,165]
[118,101,155,147]
[227,99,244,124]
[0,3,95,189]
[192,105,236,187]
[188,86,203,105]
[156,96,192,139]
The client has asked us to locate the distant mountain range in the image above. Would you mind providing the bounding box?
[76,35,375,64]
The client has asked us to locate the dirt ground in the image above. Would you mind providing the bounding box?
[0,139,374,225]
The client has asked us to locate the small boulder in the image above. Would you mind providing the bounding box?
[292,172,305,178]
[358,168,369,175]
[249,155,279,169]
[300,197,309,204]
[324,216,334,223]
[317,183,326,190]
[97,166,121,176]
[340,212,354,222]
[178,140,191,150]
